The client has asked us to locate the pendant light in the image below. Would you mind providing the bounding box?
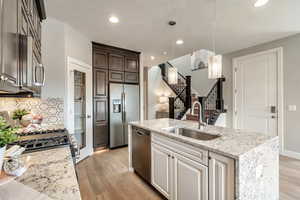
[208,0,222,79]
[168,67,178,85]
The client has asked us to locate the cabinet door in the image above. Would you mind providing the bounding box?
[109,54,124,71]
[124,72,139,83]
[173,153,208,200]
[93,98,108,147]
[18,4,29,87]
[109,70,124,82]
[151,143,173,199]
[93,50,108,69]
[125,57,139,72]
[209,153,235,200]
[1,0,19,85]
[93,68,108,97]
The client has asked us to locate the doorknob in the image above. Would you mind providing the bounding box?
[86,115,91,119]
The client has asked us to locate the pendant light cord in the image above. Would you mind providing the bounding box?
[212,0,217,54]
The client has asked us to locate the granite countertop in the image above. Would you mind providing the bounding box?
[0,147,81,200]
[129,118,278,159]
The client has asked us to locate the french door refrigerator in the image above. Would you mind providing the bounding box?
[109,83,140,148]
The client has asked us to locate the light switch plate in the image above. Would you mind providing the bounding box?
[288,105,297,111]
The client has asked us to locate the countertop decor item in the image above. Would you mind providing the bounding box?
[0,117,18,175]
[20,114,32,127]
[12,109,30,121]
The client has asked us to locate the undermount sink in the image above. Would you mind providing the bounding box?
[162,127,221,141]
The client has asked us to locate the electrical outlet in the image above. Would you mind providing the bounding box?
[288,105,297,112]
[256,165,263,179]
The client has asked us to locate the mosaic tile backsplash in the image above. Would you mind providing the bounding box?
[0,98,64,125]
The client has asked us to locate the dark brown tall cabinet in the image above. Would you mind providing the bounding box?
[92,42,140,148]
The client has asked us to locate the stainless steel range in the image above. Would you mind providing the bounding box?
[8,129,80,163]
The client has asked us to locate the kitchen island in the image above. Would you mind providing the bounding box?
[0,147,81,200]
[128,118,279,200]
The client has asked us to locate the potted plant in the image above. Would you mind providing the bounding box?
[0,116,18,174]
[12,109,30,127]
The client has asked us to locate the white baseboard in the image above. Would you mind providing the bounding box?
[129,167,134,172]
[281,150,300,160]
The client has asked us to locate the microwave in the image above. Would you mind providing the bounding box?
[19,35,45,95]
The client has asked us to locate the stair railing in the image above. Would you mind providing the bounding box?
[159,62,192,119]
[198,77,226,123]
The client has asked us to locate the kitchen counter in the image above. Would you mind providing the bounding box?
[129,118,277,159]
[0,147,81,200]
[128,118,279,200]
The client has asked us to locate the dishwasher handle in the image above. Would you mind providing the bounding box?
[136,131,146,136]
[133,127,150,136]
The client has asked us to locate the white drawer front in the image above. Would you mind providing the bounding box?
[151,132,208,166]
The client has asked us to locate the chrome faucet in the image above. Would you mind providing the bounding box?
[191,101,207,128]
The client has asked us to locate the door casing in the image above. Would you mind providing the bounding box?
[66,57,93,162]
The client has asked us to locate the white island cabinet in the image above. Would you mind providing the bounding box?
[128,119,279,200]
[151,132,233,200]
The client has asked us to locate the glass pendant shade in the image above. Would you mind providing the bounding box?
[168,67,178,84]
[208,55,222,79]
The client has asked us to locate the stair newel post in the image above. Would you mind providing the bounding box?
[216,77,225,111]
[185,76,192,110]
[169,97,175,119]
[198,96,207,123]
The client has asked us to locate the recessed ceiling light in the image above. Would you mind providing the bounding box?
[163,52,167,55]
[254,0,269,7]
[176,39,184,45]
[109,16,119,23]
[150,56,155,60]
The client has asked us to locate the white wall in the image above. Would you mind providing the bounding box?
[41,17,92,121]
[147,66,174,119]
[65,24,92,67]
[41,18,66,99]
[222,33,300,157]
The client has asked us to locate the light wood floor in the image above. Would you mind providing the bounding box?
[76,147,300,200]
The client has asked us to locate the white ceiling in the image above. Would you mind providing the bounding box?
[46,0,300,66]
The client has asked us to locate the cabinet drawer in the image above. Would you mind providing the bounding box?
[125,72,139,83]
[151,133,208,166]
[109,71,124,82]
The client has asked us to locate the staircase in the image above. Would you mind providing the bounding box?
[159,62,226,125]
[158,62,191,120]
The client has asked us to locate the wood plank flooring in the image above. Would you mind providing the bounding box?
[76,147,300,200]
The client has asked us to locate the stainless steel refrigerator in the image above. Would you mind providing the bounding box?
[109,83,140,148]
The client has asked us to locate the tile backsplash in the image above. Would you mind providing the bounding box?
[0,98,64,125]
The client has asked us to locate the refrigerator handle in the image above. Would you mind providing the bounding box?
[121,92,126,123]
[123,92,126,122]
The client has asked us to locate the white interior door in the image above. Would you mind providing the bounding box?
[233,49,279,137]
[67,58,93,162]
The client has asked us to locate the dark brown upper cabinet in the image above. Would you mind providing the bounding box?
[109,71,124,83]
[125,57,139,72]
[1,0,19,86]
[109,54,124,71]
[94,68,108,97]
[93,50,108,69]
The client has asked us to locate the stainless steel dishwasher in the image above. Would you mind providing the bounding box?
[132,126,151,183]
